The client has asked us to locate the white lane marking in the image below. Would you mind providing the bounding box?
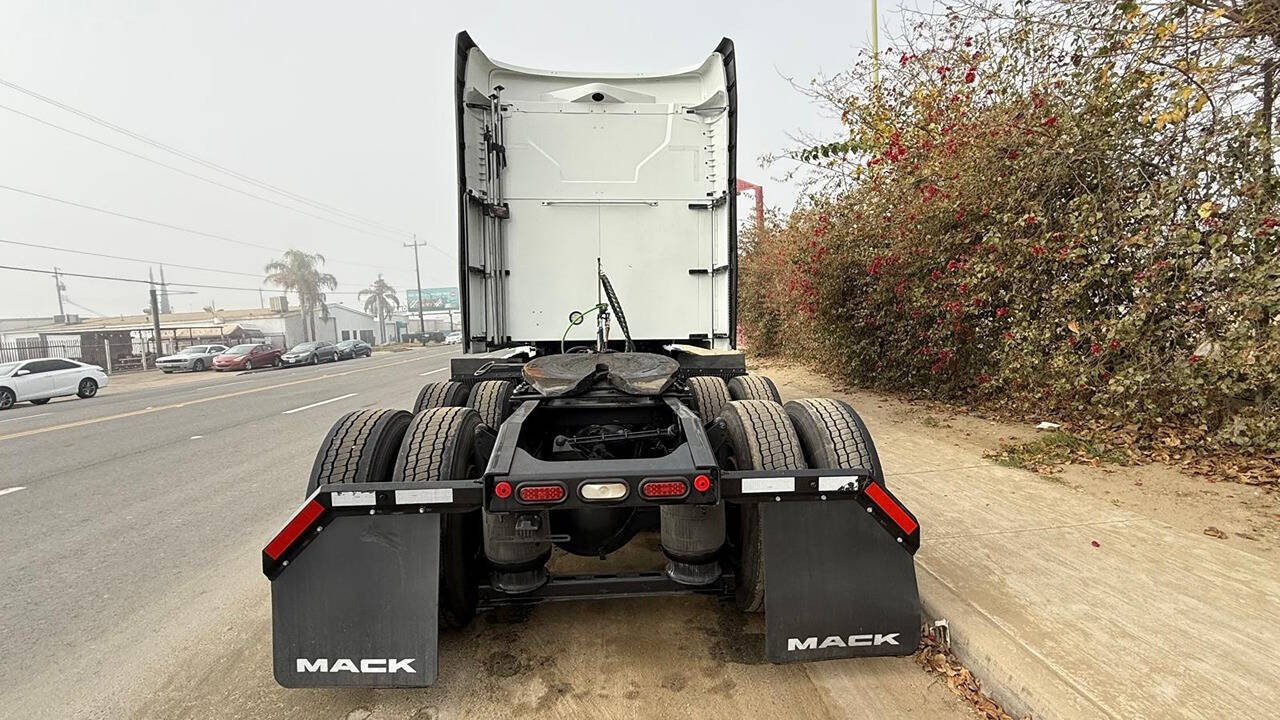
[0,412,51,424]
[0,486,27,497]
[190,435,203,440]
[418,368,447,377]
[281,393,358,415]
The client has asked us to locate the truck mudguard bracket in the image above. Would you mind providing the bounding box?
[761,499,921,663]
[722,469,920,554]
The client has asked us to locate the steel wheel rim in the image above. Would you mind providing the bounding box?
[0,392,12,409]
[80,380,95,396]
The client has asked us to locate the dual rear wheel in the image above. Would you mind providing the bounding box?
[413,378,516,430]
[306,405,484,629]
[306,373,882,621]
[696,373,883,612]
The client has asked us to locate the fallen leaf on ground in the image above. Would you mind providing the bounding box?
[1090,540,1101,547]
[1203,526,1228,539]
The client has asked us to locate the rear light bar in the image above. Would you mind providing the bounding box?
[640,478,688,499]
[516,483,566,504]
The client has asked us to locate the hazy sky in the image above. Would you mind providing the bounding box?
[0,0,877,319]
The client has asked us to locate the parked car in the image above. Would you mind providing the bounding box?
[155,344,228,373]
[212,343,282,371]
[335,339,372,360]
[444,331,463,345]
[0,358,108,410]
[280,341,339,366]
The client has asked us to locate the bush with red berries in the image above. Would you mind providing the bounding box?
[741,1,1280,453]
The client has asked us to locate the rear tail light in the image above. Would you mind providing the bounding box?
[640,479,688,499]
[693,474,712,492]
[865,482,918,535]
[517,483,566,503]
[493,480,513,499]
[579,481,629,501]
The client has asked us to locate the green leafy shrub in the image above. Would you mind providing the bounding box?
[742,0,1280,453]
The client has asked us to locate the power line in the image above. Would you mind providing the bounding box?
[0,238,258,278]
[0,237,370,289]
[0,76,416,238]
[0,102,415,244]
[0,183,391,270]
[0,264,381,300]
[0,263,294,294]
[0,183,278,252]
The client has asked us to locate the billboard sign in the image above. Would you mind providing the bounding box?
[406,287,459,312]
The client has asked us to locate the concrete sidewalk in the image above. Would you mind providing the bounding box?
[773,373,1280,719]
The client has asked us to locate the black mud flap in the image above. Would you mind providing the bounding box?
[762,501,920,662]
[271,513,440,687]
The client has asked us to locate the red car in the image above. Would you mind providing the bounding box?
[212,343,283,371]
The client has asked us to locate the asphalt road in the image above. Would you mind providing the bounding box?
[0,347,975,719]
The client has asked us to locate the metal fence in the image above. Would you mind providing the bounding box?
[0,339,87,364]
[2,333,292,374]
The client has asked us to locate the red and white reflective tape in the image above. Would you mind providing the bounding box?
[331,491,376,507]
[740,475,862,494]
[818,475,861,492]
[394,488,454,504]
[741,476,795,494]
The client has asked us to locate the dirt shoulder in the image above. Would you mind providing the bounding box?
[754,357,1280,557]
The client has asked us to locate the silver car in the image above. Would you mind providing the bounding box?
[155,344,228,373]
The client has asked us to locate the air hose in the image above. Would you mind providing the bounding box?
[561,303,607,354]
[599,273,635,352]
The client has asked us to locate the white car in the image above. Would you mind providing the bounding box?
[444,331,463,345]
[0,358,109,410]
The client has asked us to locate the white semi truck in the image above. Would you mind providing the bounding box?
[264,32,922,688]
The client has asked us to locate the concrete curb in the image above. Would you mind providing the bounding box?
[917,566,1108,720]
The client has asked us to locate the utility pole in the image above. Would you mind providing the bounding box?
[404,235,428,339]
[53,266,66,319]
[871,0,880,85]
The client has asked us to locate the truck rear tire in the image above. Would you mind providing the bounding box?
[414,380,469,413]
[394,407,484,629]
[306,408,412,496]
[784,398,885,485]
[719,399,808,612]
[686,375,730,424]
[727,373,782,403]
[468,380,515,429]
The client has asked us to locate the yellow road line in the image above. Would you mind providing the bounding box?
[0,351,456,443]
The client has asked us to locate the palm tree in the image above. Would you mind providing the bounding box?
[359,275,400,344]
[264,250,337,342]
